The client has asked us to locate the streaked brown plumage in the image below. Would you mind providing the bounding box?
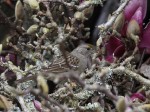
[43,44,95,73]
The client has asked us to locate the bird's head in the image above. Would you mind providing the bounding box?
[74,43,96,56]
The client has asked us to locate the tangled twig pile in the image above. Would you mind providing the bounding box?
[0,0,150,112]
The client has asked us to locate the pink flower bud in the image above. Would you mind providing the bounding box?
[124,0,147,21]
[131,7,143,30]
[124,0,140,21]
[33,100,42,112]
[139,22,150,49]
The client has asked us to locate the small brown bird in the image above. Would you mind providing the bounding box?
[43,43,95,74]
[14,44,95,86]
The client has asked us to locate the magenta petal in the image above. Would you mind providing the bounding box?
[106,37,122,56]
[139,0,147,19]
[139,22,150,49]
[105,37,123,63]
[105,55,114,63]
[113,45,125,58]
[124,0,140,21]
[146,49,150,54]
[131,7,143,29]
[124,0,147,21]
[99,55,114,63]
[130,93,146,101]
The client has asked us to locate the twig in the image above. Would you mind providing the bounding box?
[31,89,65,111]
[98,0,130,31]
[85,84,118,101]
[113,66,150,87]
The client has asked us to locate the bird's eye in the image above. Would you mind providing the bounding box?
[87,47,91,50]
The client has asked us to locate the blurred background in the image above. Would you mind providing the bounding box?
[0,0,150,45]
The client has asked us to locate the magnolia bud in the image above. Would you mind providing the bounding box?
[113,12,125,32]
[116,96,126,112]
[0,100,6,109]
[27,24,39,34]
[46,22,57,29]
[42,27,50,34]
[15,0,24,21]
[138,104,150,111]
[46,23,53,28]
[24,0,39,10]
[96,36,103,47]
[83,5,94,19]
[32,15,40,23]
[37,75,49,94]
[74,11,85,21]
[0,44,2,54]
[126,20,141,38]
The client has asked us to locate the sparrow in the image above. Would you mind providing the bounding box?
[14,44,95,86]
[43,43,95,74]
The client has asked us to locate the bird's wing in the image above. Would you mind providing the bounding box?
[43,53,79,73]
